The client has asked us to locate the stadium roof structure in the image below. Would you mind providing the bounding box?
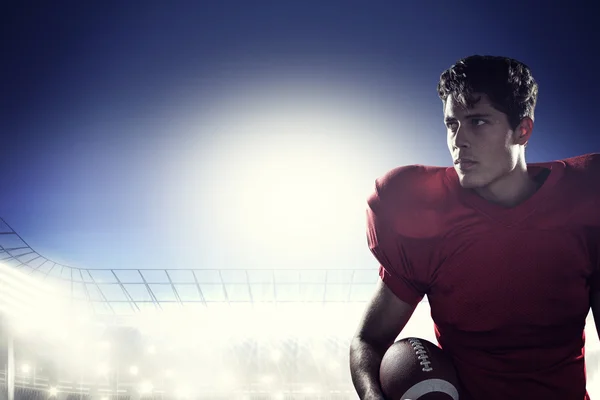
[0,218,385,319]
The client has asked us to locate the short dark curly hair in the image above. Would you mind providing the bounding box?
[437,55,539,130]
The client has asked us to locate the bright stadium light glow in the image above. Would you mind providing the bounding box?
[176,387,190,397]
[101,397,108,400]
[0,264,91,349]
[49,387,58,397]
[147,345,156,354]
[274,393,284,400]
[302,386,316,394]
[219,373,234,386]
[198,303,359,341]
[168,75,399,271]
[73,340,85,351]
[139,381,154,394]
[98,364,109,375]
[260,375,273,384]
[13,322,30,336]
[201,132,371,268]
[0,263,63,303]
[129,366,139,375]
[164,369,174,378]
[270,350,282,362]
[21,364,30,373]
[327,360,340,371]
[100,341,110,349]
[312,348,325,361]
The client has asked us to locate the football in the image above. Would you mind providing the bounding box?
[379,337,461,400]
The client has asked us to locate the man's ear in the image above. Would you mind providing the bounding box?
[516,117,534,145]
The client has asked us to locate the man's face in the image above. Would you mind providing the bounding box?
[444,93,523,189]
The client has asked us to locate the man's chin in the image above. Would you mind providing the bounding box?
[457,175,483,189]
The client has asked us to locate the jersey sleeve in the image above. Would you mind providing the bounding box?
[366,172,431,306]
[582,153,600,292]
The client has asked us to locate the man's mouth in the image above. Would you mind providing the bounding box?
[455,159,477,170]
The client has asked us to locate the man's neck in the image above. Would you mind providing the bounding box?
[474,166,541,208]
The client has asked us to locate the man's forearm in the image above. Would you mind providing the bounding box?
[349,336,387,400]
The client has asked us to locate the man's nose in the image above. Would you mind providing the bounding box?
[452,126,470,149]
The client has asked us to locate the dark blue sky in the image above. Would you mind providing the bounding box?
[1,1,599,271]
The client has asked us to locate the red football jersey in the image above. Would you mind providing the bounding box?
[366,153,600,399]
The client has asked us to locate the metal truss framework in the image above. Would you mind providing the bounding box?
[0,218,385,316]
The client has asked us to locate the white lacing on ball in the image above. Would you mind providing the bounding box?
[407,338,433,372]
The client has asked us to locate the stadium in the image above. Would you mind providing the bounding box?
[0,217,392,400]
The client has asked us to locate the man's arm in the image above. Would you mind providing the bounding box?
[590,290,600,340]
[349,279,418,400]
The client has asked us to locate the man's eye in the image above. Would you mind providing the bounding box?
[472,119,486,126]
[447,122,458,131]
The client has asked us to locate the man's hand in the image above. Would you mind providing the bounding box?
[350,280,417,399]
